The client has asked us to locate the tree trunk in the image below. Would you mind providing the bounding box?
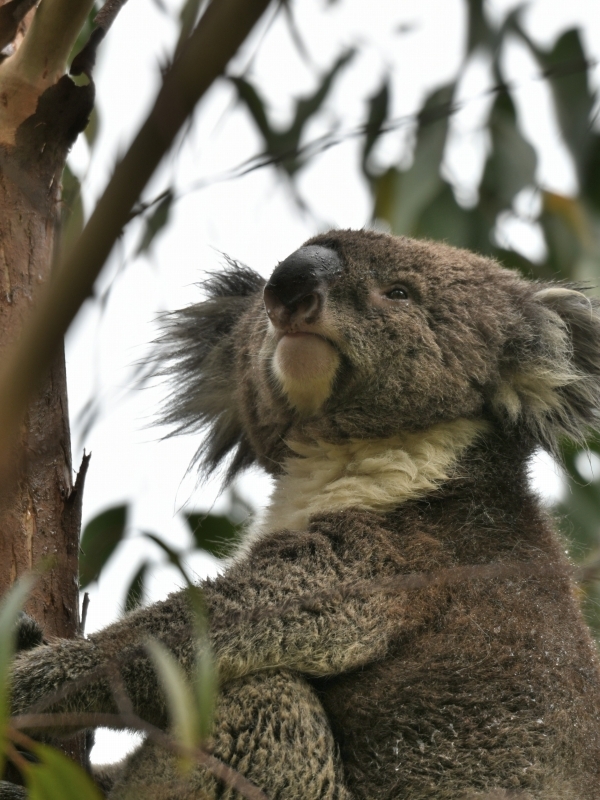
[0,68,94,765]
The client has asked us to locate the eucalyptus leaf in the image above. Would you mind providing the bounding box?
[147,639,199,754]
[231,50,354,177]
[124,562,149,613]
[25,743,103,800]
[184,514,240,559]
[136,191,174,256]
[519,27,594,181]
[80,505,128,588]
[374,84,455,236]
[480,90,537,216]
[361,78,390,179]
[61,165,84,255]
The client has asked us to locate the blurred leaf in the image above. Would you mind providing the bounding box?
[25,743,103,800]
[68,6,97,67]
[231,49,354,177]
[465,0,495,54]
[183,583,215,741]
[519,27,594,181]
[194,637,216,741]
[184,514,240,559]
[555,437,600,635]
[361,78,390,179]
[147,639,199,758]
[0,577,35,776]
[480,90,537,216]
[539,191,590,280]
[581,134,600,213]
[136,190,174,256]
[374,84,455,235]
[143,532,196,588]
[124,562,148,613]
[84,106,99,147]
[79,505,128,588]
[60,165,84,255]
[175,0,207,58]
[413,182,491,254]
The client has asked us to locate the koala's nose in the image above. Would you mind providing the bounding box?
[264,245,341,330]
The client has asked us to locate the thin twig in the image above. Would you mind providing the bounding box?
[80,592,90,636]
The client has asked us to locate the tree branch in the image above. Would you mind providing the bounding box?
[0,0,37,53]
[2,0,95,87]
[0,0,272,466]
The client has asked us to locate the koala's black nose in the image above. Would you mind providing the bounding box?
[264,245,341,330]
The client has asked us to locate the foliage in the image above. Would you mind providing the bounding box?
[7,0,600,795]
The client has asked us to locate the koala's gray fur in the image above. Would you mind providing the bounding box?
[4,230,600,799]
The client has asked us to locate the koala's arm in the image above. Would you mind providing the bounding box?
[10,525,403,728]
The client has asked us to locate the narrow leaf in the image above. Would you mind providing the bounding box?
[79,505,128,588]
[184,513,240,559]
[124,562,148,613]
[146,639,198,754]
[361,78,390,179]
[25,744,103,800]
[136,191,174,256]
[61,165,84,256]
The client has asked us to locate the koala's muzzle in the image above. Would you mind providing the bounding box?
[264,245,341,330]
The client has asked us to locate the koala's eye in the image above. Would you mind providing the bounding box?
[384,287,409,301]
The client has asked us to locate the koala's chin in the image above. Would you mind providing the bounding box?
[272,333,340,415]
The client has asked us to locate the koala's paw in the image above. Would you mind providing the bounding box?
[14,612,45,653]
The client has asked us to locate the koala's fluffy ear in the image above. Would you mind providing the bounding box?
[156,262,265,482]
[491,286,600,455]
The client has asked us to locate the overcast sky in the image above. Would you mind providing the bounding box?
[63,0,600,762]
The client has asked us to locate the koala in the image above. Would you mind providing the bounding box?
[4,229,600,800]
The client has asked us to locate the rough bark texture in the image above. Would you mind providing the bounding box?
[0,74,93,766]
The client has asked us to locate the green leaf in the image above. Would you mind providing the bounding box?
[146,639,199,755]
[361,78,390,179]
[414,182,492,255]
[61,165,84,256]
[143,532,191,582]
[539,191,588,280]
[25,744,103,800]
[231,50,354,178]
[194,637,216,741]
[84,106,99,147]
[0,576,36,776]
[184,585,215,741]
[519,27,594,181]
[124,562,148,613]
[136,191,174,256]
[581,134,600,213]
[480,89,537,216]
[184,514,240,559]
[175,0,207,58]
[465,0,496,54]
[374,84,455,235]
[79,505,128,588]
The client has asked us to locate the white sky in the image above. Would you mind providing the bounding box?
[63,0,600,762]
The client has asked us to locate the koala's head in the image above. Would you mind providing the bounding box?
[158,230,600,481]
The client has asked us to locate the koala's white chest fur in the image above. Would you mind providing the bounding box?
[246,418,488,544]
